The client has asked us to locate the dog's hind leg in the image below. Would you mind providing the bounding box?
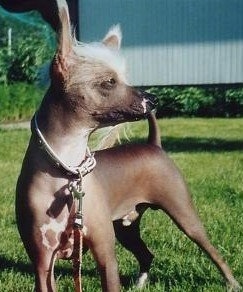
[170,209,240,291]
[113,208,154,288]
[154,179,241,291]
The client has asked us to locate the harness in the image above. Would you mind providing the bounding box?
[33,113,96,292]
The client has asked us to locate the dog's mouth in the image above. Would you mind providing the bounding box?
[93,105,155,127]
[92,91,157,127]
[93,112,137,126]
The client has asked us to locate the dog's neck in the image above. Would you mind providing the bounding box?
[36,90,94,167]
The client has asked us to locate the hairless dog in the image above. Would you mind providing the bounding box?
[16,5,155,292]
[12,1,240,291]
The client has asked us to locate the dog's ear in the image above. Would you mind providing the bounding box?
[57,6,72,60]
[102,25,122,50]
[53,5,73,80]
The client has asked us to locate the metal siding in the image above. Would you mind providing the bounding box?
[78,0,243,86]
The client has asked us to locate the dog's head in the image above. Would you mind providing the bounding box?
[50,8,156,129]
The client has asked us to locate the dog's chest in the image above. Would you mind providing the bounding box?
[40,215,68,250]
[39,212,88,259]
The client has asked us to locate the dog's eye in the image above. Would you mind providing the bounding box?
[101,78,116,90]
[108,78,116,85]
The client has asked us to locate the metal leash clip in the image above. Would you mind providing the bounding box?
[69,178,85,229]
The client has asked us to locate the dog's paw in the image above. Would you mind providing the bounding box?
[227,279,242,292]
[136,272,149,289]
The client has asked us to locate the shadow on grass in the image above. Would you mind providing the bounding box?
[0,255,138,287]
[126,136,243,153]
[0,255,222,289]
[0,255,97,278]
[0,255,33,274]
[119,270,221,290]
[147,272,221,290]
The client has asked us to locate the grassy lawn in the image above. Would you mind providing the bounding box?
[0,118,242,291]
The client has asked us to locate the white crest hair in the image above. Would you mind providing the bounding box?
[37,25,127,86]
[72,41,127,82]
[90,123,131,151]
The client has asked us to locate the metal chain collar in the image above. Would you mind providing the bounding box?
[33,113,96,177]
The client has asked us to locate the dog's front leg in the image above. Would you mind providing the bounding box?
[95,244,120,292]
[16,183,62,292]
[17,219,57,291]
[17,221,58,292]
[34,250,56,292]
[86,215,120,292]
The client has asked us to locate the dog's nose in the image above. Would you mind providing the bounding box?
[139,90,157,112]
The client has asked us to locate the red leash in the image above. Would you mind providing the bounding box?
[72,226,83,292]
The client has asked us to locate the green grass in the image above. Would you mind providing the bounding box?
[0,118,243,291]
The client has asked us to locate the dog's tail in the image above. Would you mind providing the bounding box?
[147,111,162,148]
